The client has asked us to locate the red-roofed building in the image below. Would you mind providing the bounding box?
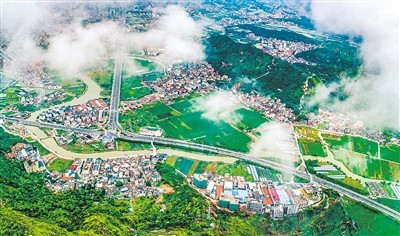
[216,184,223,200]
[270,188,280,202]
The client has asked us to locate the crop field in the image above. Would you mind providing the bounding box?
[342,197,400,236]
[294,126,319,141]
[352,136,379,157]
[233,108,268,130]
[323,134,378,157]
[381,145,400,163]
[322,133,352,149]
[332,148,400,182]
[215,161,254,181]
[120,75,152,101]
[167,156,255,181]
[121,95,271,152]
[173,157,195,176]
[298,139,326,157]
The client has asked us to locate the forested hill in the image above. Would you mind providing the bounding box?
[205,33,361,114]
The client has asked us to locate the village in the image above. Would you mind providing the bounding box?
[189,170,320,218]
[254,37,320,65]
[5,139,321,219]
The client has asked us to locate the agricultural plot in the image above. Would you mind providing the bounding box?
[233,108,268,130]
[331,148,400,182]
[216,161,254,181]
[120,75,152,101]
[352,136,378,157]
[121,95,263,152]
[173,157,195,176]
[294,126,319,141]
[323,134,378,157]
[157,111,252,152]
[380,145,400,163]
[298,139,326,157]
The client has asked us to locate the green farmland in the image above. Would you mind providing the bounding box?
[119,95,262,153]
[233,108,269,130]
[381,145,400,163]
[298,139,327,157]
[331,148,400,182]
[166,156,256,181]
[120,59,163,101]
[323,133,378,157]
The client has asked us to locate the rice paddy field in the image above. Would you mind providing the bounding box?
[120,95,267,153]
[298,139,327,157]
[331,148,400,182]
[342,197,400,236]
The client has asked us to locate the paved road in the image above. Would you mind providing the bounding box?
[108,53,123,133]
[2,116,399,220]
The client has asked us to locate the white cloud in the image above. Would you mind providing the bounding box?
[307,1,399,130]
[191,91,243,124]
[251,122,298,166]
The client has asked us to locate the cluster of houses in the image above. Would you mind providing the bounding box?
[148,62,230,101]
[6,143,46,173]
[190,171,319,218]
[121,62,230,111]
[20,90,67,107]
[254,38,320,65]
[38,98,108,128]
[47,154,166,198]
[232,83,295,122]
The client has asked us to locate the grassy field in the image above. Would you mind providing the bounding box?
[298,139,326,156]
[340,177,365,191]
[331,148,400,182]
[47,159,73,173]
[89,66,113,97]
[375,198,400,213]
[342,197,400,236]
[381,144,400,163]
